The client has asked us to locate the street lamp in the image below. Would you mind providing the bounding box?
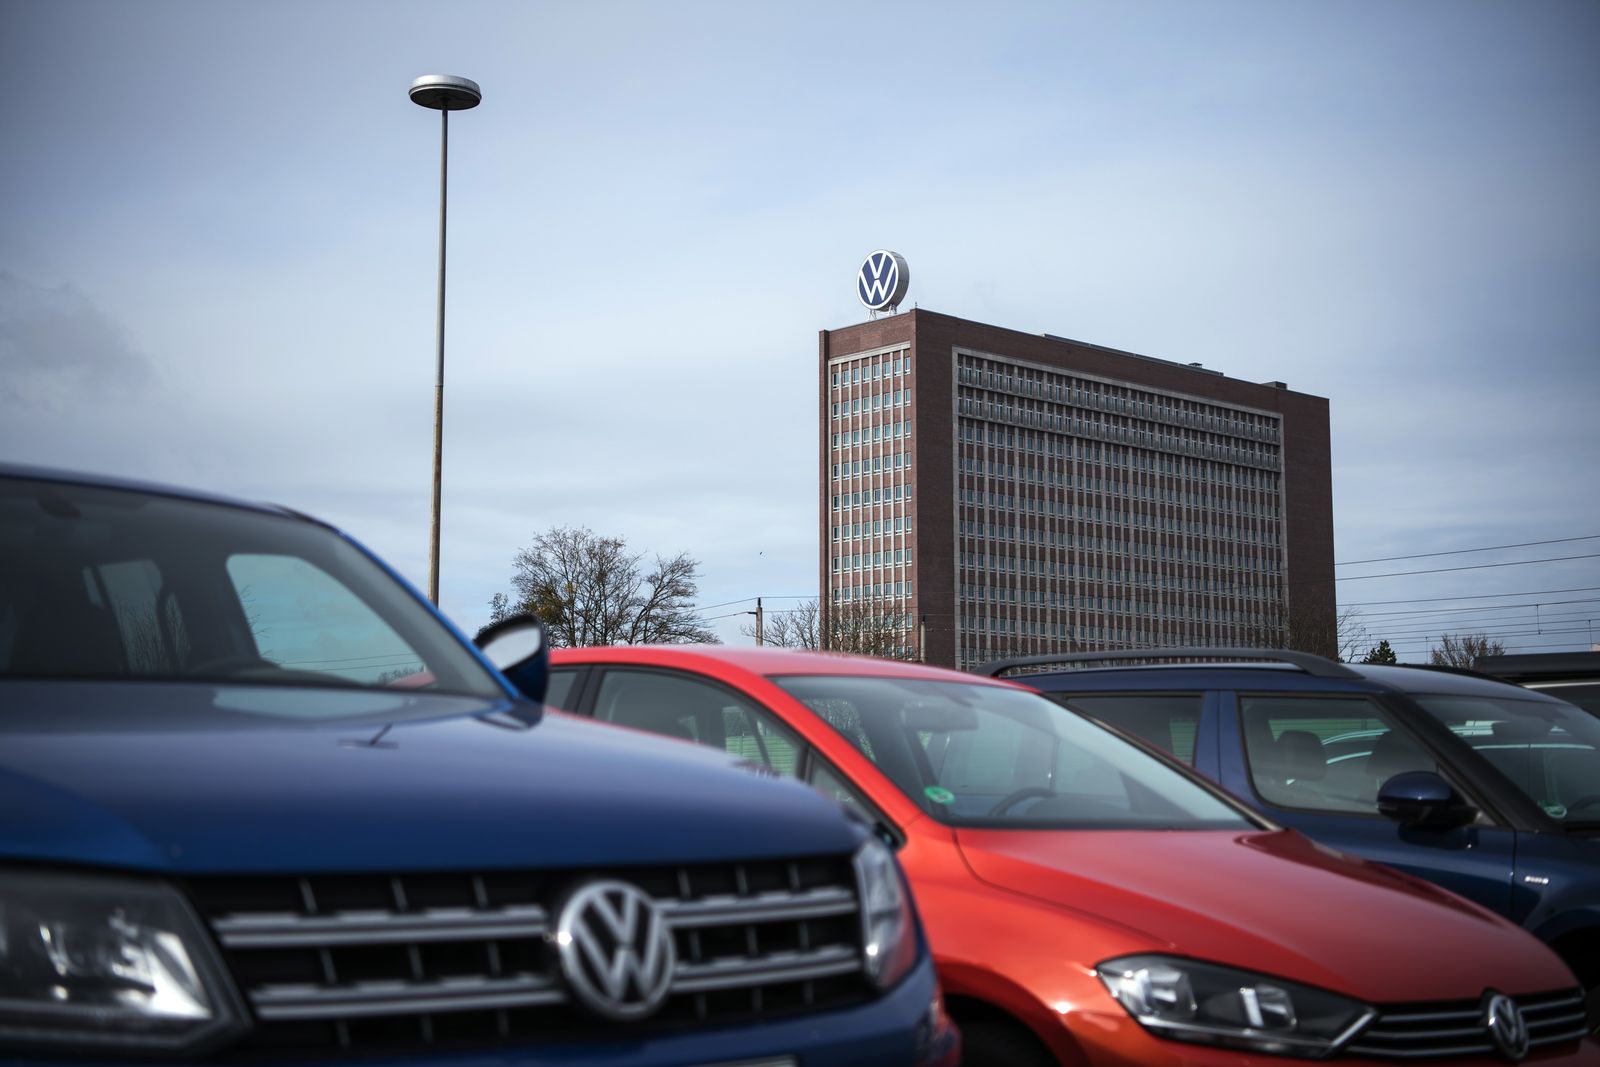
[410,73,482,606]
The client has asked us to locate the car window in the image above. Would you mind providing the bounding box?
[0,476,503,704]
[544,668,580,710]
[1239,695,1436,815]
[1412,694,1600,824]
[771,674,1252,830]
[1526,681,1600,718]
[226,554,425,686]
[807,760,869,814]
[1048,693,1201,763]
[592,668,803,772]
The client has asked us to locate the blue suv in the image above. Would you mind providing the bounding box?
[0,466,957,1066]
[979,648,1600,1029]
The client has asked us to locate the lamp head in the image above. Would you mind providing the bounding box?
[409,74,482,111]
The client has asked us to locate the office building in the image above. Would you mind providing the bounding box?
[819,309,1334,669]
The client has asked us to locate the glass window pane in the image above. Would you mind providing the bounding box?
[544,668,580,710]
[1052,693,1201,764]
[592,669,799,770]
[1239,696,1434,814]
[1413,694,1600,823]
[808,761,868,814]
[227,555,426,686]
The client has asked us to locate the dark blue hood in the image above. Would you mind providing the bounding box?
[0,682,864,873]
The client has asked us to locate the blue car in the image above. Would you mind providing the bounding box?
[0,465,957,1067]
[979,648,1600,1030]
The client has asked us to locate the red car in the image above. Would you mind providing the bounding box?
[546,646,1597,1066]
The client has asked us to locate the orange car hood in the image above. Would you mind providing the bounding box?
[954,826,1574,1003]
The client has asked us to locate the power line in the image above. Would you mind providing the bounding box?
[1356,597,1600,622]
[1336,534,1599,567]
[1343,586,1600,608]
[1333,553,1600,582]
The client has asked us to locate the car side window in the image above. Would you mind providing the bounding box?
[1239,695,1436,814]
[807,760,868,814]
[592,668,802,772]
[1050,693,1201,763]
[544,668,580,710]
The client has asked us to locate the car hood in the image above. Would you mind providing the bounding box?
[955,826,1575,1002]
[0,682,861,873]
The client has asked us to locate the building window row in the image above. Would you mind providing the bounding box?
[956,424,1282,489]
[832,484,912,510]
[833,582,914,603]
[832,548,913,571]
[831,389,912,419]
[955,359,1280,445]
[830,352,911,387]
[833,517,913,541]
[958,393,1277,471]
[832,421,910,447]
[832,452,911,480]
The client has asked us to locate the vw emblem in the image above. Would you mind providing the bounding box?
[556,880,676,1020]
[857,250,910,311]
[1483,992,1529,1062]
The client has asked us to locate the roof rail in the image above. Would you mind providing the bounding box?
[975,647,1362,680]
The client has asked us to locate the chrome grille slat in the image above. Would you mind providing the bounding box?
[213,904,550,947]
[674,945,862,993]
[662,886,857,927]
[252,973,563,1020]
[1356,1024,1491,1041]
[1345,1041,1494,1058]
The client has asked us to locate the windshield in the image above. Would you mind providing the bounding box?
[1412,693,1600,826]
[770,674,1254,830]
[0,476,504,703]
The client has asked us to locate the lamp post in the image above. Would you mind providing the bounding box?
[409,74,482,606]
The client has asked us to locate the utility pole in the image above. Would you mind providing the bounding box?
[755,598,764,646]
[918,614,927,663]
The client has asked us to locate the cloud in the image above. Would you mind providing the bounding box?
[0,270,156,413]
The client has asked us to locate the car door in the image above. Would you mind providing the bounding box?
[1216,690,1518,917]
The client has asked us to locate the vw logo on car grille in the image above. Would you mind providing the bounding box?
[1483,991,1529,1062]
[857,250,910,311]
[556,880,676,1020]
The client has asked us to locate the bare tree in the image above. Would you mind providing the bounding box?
[745,597,916,660]
[739,599,821,650]
[1236,589,1365,662]
[487,525,718,647]
[1430,632,1506,668]
[823,598,917,660]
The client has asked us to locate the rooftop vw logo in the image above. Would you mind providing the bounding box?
[857,250,910,311]
[1483,991,1529,1062]
[556,880,675,1020]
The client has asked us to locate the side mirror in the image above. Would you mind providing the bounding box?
[474,614,549,704]
[1377,771,1477,830]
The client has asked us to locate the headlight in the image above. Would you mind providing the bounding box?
[0,870,245,1054]
[852,836,917,990]
[1097,954,1374,1058]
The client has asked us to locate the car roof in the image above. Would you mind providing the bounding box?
[1342,663,1574,703]
[0,462,306,522]
[1475,651,1600,682]
[550,644,1018,686]
[999,653,1574,705]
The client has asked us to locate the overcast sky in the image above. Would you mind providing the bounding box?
[3,0,1597,660]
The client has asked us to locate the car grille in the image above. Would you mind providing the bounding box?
[185,857,870,1054]
[1344,988,1588,1059]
